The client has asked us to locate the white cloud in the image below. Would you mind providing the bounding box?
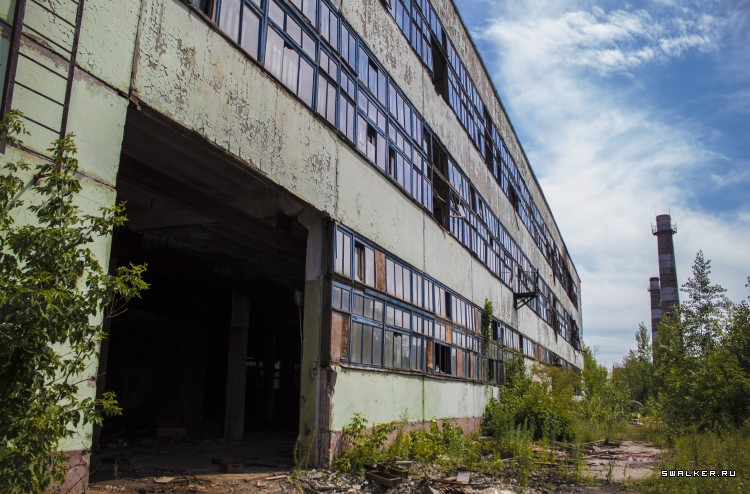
[475,0,750,368]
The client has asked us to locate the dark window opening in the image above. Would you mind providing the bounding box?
[430,33,448,99]
[434,342,452,375]
[508,185,519,213]
[192,0,213,15]
[388,147,396,178]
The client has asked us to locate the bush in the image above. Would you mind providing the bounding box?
[333,413,395,474]
[482,352,576,442]
[0,113,147,493]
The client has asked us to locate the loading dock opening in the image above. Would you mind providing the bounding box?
[91,108,317,478]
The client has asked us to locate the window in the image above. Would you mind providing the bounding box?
[434,322,446,342]
[289,0,316,24]
[212,0,263,59]
[385,259,411,303]
[217,0,241,42]
[332,285,351,312]
[434,284,447,318]
[334,229,351,277]
[352,292,384,323]
[265,26,315,107]
[422,278,434,312]
[265,3,315,106]
[339,23,357,70]
[239,5,261,58]
[413,273,423,308]
[319,1,338,49]
[317,74,337,125]
[359,48,387,105]
[354,241,375,287]
[350,321,382,366]
[411,334,425,371]
[385,330,410,369]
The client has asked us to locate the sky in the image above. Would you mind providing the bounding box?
[453,0,750,369]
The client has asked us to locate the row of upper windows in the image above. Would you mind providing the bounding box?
[191,0,578,313]
[379,0,579,307]
[332,281,579,380]
[333,226,582,351]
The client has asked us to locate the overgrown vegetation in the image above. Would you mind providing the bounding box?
[0,113,147,493]
[333,252,749,491]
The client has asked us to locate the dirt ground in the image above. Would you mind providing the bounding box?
[88,440,661,494]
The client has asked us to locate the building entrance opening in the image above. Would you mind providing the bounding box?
[91,109,309,479]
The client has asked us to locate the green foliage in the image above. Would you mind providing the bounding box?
[482,298,493,379]
[399,418,465,464]
[578,347,629,441]
[653,252,750,432]
[0,113,148,493]
[613,323,655,406]
[332,413,396,474]
[481,299,493,351]
[482,352,576,442]
[639,426,750,494]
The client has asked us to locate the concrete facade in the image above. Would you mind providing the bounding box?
[1,0,583,486]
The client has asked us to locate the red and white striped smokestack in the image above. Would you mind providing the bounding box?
[652,214,679,320]
[648,276,662,340]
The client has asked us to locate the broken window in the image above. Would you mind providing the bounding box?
[385,330,410,370]
[354,241,375,287]
[434,342,454,375]
[265,4,315,107]
[191,0,213,15]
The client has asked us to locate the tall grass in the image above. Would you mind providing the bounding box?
[638,426,750,494]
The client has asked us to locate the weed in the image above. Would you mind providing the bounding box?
[333,413,396,475]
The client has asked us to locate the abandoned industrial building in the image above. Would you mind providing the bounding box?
[1,0,583,487]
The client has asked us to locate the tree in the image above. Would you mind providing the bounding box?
[579,347,628,434]
[0,113,148,493]
[653,251,750,431]
[614,323,654,406]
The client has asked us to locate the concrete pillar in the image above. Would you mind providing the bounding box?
[224,292,250,441]
[297,211,329,467]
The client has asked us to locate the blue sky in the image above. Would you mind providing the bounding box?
[453,0,750,368]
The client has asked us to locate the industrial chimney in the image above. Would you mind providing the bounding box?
[652,214,679,323]
[648,276,662,341]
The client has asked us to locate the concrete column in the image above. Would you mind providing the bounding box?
[297,211,329,467]
[224,292,250,441]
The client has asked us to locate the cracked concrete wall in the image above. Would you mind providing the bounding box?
[126,0,583,439]
[2,0,585,465]
[331,367,499,431]
[133,0,339,216]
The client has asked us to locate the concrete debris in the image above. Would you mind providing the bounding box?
[456,470,471,484]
